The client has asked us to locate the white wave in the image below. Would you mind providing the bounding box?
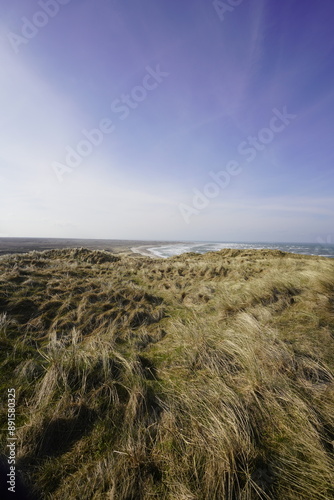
[145,242,334,259]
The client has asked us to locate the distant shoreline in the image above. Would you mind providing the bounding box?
[0,237,180,257]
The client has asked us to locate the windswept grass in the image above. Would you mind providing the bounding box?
[0,248,333,499]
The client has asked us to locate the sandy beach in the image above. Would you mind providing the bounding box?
[130,245,163,257]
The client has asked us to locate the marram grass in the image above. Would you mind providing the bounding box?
[0,248,333,499]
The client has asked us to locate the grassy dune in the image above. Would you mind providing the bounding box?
[0,248,334,499]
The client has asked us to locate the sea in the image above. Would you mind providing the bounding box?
[146,241,334,259]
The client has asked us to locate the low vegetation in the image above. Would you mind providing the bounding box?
[0,248,333,499]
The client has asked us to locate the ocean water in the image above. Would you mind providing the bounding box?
[147,242,334,259]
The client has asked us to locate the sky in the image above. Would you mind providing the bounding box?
[0,0,333,243]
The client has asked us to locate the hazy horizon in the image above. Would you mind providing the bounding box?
[0,236,333,246]
[1,1,333,243]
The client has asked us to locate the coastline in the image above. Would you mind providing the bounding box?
[0,238,332,259]
[130,245,162,258]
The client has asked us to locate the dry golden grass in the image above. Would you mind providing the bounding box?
[0,248,333,499]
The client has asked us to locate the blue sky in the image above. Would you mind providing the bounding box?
[0,0,333,242]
